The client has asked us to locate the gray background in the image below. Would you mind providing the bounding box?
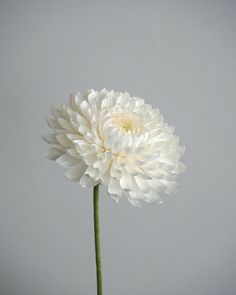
[0,0,235,294]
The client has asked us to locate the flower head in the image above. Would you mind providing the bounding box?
[42,89,185,206]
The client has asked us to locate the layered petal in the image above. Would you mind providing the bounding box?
[43,89,185,206]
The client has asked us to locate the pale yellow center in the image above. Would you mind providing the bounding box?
[112,112,143,134]
[113,114,136,132]
[117,118,134,132]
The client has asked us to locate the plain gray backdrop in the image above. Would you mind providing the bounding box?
[0,0,235,294]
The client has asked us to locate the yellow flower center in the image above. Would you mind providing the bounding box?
[112,114,135,132]
[112,111,143,134]
[118,118,133,132]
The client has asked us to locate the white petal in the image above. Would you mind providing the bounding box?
[46,117,61,129]
[67,148,81,159]
[101,170,111,186]
[85,166,101,180]
[65,162,87,182]
[56,153,78,168]
[58,118,75,132]
[80,174,99,188]
[80,153,97,165]
[120,174,133,190]
[165,181,178,194]
[75,140,93,153]
[144,191,163,204]
[109,193,120,203]
[134,176,150,193]
[41,134,58,144]
[127,197,141,207]
[108,178,122,195]
[177,146,185,157]
[46,147,64,160]
[172,162,186,174]
[56,134,72,148]
[66,134,82,141]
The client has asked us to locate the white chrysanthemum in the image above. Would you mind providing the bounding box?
[42,89,185,207]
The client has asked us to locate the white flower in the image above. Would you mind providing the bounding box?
[42,89,185,207]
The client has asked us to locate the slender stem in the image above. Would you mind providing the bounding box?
[93,184,103,295]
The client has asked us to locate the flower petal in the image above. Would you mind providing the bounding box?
[46,148,63,160]
[80,174,99,188]
[65,162,87,182]
[56,153,78,168]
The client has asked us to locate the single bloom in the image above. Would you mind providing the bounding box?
[42,89,185,207]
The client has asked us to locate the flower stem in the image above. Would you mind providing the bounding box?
[93,184,103,295]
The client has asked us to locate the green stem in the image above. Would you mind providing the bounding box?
[93,184,103,295]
